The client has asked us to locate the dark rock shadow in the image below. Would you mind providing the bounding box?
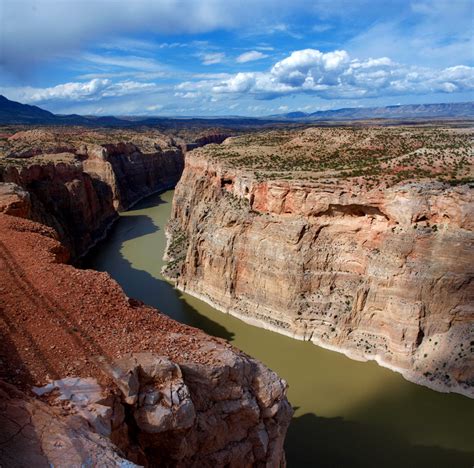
[0,307,46,387]
[286,411,473,468]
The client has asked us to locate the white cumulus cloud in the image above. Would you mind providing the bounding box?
[196,48,474,100]
[2,79,157,104]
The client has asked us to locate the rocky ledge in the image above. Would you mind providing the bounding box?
[0,193,292,466]
[164,127,474,397]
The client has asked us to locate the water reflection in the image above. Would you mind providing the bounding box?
[85,191,474,467]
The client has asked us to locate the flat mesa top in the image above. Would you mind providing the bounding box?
[198,126,474,188]
[0,127,180,160]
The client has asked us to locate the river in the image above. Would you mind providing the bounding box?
[85,190,474,467]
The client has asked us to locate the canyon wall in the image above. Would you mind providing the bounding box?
[83,140,184,210]
[0,136,184,257]
[0,159,117,257]
[165,151,474,397]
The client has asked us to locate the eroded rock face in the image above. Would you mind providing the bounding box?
[83,140,184,210]
[96,351,292,466]
[178,345,292,467]
[0,380,137,468]
[165,150,474,397]
[9,352,292,467]
[100,353,196,433]
[0,133,184,257]
[0,161,117,257]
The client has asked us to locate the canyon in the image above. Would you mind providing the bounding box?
[0,128,186,257]
[1,123,472,467]
[0,127,292,467]
[164,126,474,397]
[89,189,474,466]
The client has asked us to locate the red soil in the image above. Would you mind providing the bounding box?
[0,213,229,392]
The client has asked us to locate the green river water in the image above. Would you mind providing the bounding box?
[85,190,473,467]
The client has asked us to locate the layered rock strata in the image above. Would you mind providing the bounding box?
[0,158,117,257]
[165,149,474,397]
[82,141,184,211]
[0,128,292,466]
[0,131,184,257]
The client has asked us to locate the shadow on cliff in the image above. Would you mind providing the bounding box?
[286,410,473,468]
[83,207,235,342]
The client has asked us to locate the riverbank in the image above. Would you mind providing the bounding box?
[164,275,474,399]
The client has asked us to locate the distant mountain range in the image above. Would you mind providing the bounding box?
[0,95,119,126]
[0,95,272,128]
[270,102,474,121]
[0,95,473,127]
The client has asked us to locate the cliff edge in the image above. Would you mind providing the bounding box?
[0,128,185,257]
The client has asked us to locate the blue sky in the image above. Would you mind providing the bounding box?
[0,0,473,116]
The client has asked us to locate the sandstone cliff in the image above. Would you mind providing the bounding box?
[82,140,184,211]
[0,127,292,466]
[165,134,474,397]
[0,157,117,257]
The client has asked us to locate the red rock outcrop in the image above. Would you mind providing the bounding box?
[0,211,292,466]
[0,159,117,257]
[165,150,474,397]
